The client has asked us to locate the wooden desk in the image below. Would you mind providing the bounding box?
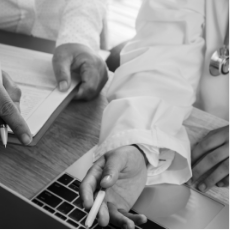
[0,31,228,207]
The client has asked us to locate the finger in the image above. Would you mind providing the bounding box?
[217,176,229,187]
[80,157,105,209]
[119,209,147,226]
[192,127,228,164]
[0,85,32,145]
[2,71,21,103]
[192,145,228,182]
[197,158,229,192]
[97,201,110,227]
[75,64,101,101]
[73,56,108,101]
[100,150,127,189]
[52,51,73,92]
[108,202,135,229]
[2,71,21,112]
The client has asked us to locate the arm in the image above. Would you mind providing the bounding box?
[56,0,107,50]
[81,0,206,228]
[52,0,108,99]
[96,0,206,185]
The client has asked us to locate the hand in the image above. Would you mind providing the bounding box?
[0,71,32,145]
[80,145,148,229]
[52,43,108,100]
[190,126,229,192]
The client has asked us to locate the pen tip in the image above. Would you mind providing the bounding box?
[4,144,6,148]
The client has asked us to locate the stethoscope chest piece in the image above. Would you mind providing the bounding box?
[209,45,229,76]
[209,16,229,77]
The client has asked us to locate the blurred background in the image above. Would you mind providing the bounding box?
[105,0,142,71]
[106,0,141,49]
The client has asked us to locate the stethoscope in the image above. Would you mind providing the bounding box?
[209,20,229,76]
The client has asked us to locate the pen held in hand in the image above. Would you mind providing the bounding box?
[85,188,106,228]
[0,118,8,148]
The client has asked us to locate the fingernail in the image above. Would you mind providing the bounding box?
[217,182,224,187]
[21,134,32,145]
[198,184,206,192]
[59,81,68,91]
[102,175,112,183]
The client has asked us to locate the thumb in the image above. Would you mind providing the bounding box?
[52,54,72,92]
[100,151,126,188]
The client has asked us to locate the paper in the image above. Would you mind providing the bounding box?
[0,44,77,136]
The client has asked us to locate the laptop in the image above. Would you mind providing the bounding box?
[0,146,229,229]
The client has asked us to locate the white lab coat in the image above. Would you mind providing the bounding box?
[94,0,229,185]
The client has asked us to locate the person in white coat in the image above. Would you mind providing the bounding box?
[0,0,108,145]
[80,0,229,228]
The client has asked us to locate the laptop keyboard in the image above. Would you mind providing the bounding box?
[32,173,164,229]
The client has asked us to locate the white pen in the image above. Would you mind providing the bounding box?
[85,188,106,228]
[0,120,8,148]
[0,63,8,148]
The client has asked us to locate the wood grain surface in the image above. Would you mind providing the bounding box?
[0,31,228,207]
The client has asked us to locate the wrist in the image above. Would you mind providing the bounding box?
[132,144,148,166]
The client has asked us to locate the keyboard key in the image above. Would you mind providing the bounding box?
[73,197,84,209]
[37,191,62,208]
[69,183,80,193]
[69,208,86,222]
[32,199,43,207]
[43,206,55,213]
[55,212,67,221]
[58,174,74,185]
[72,180,81,188]
[57,201,74,215]
[67,219,79,228]
[48,182,78,202]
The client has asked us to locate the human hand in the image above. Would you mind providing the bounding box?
[190,126,229,192]
[52,43,108,100]
[80,145,148,229]
[0,71,32,145]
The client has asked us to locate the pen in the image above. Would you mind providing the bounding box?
[0,63,8,148]
[85,188,106,228]
[0,118,8,148]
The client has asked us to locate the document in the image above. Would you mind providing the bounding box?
[0,44,78,145]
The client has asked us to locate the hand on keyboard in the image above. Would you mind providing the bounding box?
[80,145,148,229]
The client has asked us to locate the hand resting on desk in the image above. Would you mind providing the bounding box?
[52,43,108,100]
[190,125,229,192]
[0,71,32,145]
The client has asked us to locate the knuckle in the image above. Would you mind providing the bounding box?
[11,85,22,100]
[0,99,16,116]
[56,68,67,78]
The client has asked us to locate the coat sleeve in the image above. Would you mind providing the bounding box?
[56,0,107,51]
[94,0,206,185]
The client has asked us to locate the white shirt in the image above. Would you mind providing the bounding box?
[94,0,229,186]
[0,0,107,50]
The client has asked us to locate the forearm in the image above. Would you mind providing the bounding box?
[56,0,107,51]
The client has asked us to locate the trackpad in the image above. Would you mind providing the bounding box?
[133,184,224,229]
